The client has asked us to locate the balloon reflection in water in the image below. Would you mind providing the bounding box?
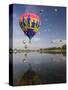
[22,40,28,63]
[23,58,26,63]
[22,53,28,63]
[17,64,41,85]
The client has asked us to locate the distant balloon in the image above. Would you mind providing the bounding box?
[23,40,26,44]
[59,40,62,42]
[25,45,27,49]
[19,13,41,42]
[54,8,58,12]
[40,9,44,14]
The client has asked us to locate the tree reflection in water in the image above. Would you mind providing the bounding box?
[17,64,41,85]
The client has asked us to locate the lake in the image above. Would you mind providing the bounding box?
[13,52,66,86]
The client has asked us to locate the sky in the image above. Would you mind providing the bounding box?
[11,4,66,49]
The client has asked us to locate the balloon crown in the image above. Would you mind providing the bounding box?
[19,13,40,32]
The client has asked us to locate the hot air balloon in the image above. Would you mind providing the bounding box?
[23,40,26,44]
[25,44,28,49]
[40,9,44,14]
[19,13,40,42]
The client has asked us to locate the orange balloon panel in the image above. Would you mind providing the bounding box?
[19,13,40,22]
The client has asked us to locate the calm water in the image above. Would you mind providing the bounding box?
[13,52,66,86]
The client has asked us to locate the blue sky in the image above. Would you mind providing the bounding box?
[12,4,66,49]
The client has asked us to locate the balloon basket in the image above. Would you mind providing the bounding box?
[29,40,31,43]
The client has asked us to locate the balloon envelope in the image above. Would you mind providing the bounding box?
[19,13,40,40]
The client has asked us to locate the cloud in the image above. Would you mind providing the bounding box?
[51,39,66,43]
[54,8,58,12]
[50,39,66,47]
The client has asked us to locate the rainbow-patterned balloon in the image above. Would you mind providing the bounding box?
[19,13,40,41]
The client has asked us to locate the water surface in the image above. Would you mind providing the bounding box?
[13,52,66,85]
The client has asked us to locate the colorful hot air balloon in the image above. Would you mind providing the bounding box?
[19,13,40,42]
